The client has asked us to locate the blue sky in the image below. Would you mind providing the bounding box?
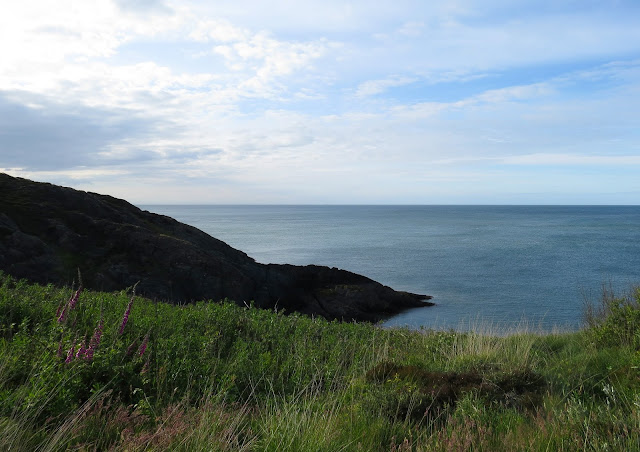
[1,0,639,204]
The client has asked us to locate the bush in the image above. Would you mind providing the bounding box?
[585,285,640,349]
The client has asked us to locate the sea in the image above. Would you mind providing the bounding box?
[139,205,640,333]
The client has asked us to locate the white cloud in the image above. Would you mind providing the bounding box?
[114,0,171,13]
[189,19,249,43]
[398,21,425,37]
[471,83,554,104]
[355,76,417,97]
[502,154,640,166]
[1,0,639,203]
[5,168,131,181]
[211,33,332,98]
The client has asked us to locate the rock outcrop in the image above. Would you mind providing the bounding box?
[0,173,433,322]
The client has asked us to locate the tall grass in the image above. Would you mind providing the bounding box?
[2,271,640,450]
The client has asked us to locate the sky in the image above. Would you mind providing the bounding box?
[1,0,639,204]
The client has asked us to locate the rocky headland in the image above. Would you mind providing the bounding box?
[0,173,433,322]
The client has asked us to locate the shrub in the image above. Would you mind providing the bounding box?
[585,285,640,349]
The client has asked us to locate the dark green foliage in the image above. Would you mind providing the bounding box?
[586,286,640,349]
[365,361,544,422]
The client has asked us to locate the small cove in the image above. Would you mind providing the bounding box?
[141,205,640,332]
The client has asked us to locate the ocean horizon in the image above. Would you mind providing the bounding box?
[140,205,640,332]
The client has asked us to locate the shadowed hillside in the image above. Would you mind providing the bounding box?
[0,173,432,321]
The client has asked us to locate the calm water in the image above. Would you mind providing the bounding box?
[140,205,640,332]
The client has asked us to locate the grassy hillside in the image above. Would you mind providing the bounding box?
[1,271,639,451]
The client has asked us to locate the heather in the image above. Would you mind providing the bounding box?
[1,272,640,451]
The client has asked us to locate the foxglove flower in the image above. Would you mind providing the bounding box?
[85,319,102,362]
[65,344,75,364]
[126,339,138,356]
[55,299,65,319]
[88,318,103,350]
[57,304,69,323]
[137,331,150,357]
[57,338,64,358]
[118,296,134,335]
[68,286,82,311]
[75,339,87,359]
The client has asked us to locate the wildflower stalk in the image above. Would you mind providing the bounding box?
[126,339,138,356]
[85,317,104,361]
[57,304,69,323]
[118,296,134,335]
[137,330,151,357]
[56,283,82,323]
[118,283,139,335]
[75,338,87,359]
[65,344,75,364]
[56,336,64,358]
[55,298,65,319]
[68,286,82,311]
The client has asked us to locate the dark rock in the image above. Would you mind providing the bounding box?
[0,173,433,322]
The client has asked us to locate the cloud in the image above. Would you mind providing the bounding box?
[398,21,425,37]
[211,33,332,98]
[1,0,639,203]
[470,83,554,104]
[189,19,250,43]
[113,0,171,13]
[502,154,640,166]
[0,91,165,171]
[355,76,417,97]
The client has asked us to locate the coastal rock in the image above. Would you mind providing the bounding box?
[0,173,433,322]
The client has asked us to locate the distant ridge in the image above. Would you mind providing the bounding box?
[0,173,433,322]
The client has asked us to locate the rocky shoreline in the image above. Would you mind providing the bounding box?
[0,173,433,322]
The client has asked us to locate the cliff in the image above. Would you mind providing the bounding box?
[0,173,433,321]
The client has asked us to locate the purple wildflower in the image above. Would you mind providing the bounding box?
[68,286,82,311]
[65,344,75,364]
[118,296,134,335]
[55,299,65,319]
[57,285,82,323]
[137,331,150,357]
[85,319,103,362]
[88,318,104,349]
[57,338,64,358]
[126,339,138,356]
[57,304,69,323]
[75,339,87,359]
[84,318,104,361]
[140,358,150,375]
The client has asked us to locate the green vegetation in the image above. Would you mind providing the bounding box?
[1,271,640,451]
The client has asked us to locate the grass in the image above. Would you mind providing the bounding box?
[1,271,640,451]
